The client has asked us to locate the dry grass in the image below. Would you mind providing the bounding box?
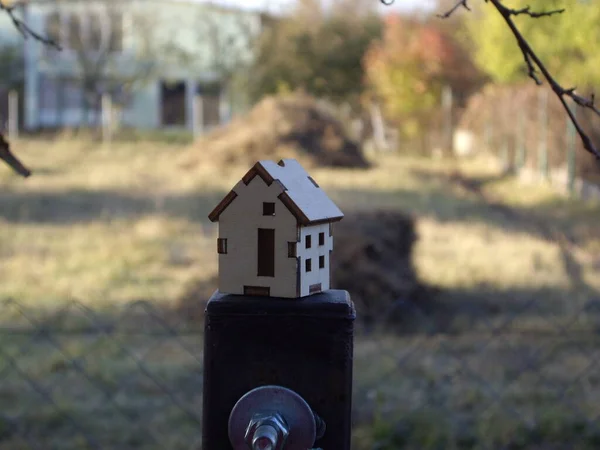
[1,136,600,448]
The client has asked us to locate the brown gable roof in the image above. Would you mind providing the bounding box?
[208,159,344,225]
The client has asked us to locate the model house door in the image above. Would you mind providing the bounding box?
[257,228,275,277]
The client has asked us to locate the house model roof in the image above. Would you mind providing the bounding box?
[208,159,344,225]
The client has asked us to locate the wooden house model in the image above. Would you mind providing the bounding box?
[208,158,344,298]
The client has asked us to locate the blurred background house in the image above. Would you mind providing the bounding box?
[0,0,268,133]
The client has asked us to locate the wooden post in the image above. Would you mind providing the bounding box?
[370,103,387,152]
[538,88,549,180]
[193,95,204,138]
[567,100,577,196]
[202,289,355,450]
[484,121,492,153]
[101,93,112,145]
[516,107,526,171]
[442,85,453,155]
[501,138,509,173]
[8,90,18,140]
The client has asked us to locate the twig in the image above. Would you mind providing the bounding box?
[0,1,62,176]
[430,0,600,159]
[0,2,61,49]
[0,134,31,178]
[437,0,471,19]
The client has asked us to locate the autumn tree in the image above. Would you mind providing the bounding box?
[463,0,600,88]
[248,0,383,108]
[363,12,482,139]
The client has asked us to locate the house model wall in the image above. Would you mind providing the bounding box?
[208,158,344,298]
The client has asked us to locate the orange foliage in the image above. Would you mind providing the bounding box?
[363,12,482,135]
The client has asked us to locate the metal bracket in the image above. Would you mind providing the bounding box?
[228,385,325,450]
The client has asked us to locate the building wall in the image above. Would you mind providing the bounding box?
[297,223,333,297]
[8,0,263,130]
[217,176,299,298]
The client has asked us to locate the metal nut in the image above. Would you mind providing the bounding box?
[244,412,289,450]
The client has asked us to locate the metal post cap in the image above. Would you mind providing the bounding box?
[228,385,318,450]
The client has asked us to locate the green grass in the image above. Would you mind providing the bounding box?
[1,136,600,448]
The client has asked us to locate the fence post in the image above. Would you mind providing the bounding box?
[484,121,492,153]
[8,90,18,140]
[516,107,526,172]
[538,88,549,180]
[101,93,112,145]
[193,95,204,138]
[202,289,355,450]
[500,138,509,173]
[442,85,453,155]
[566,100,577,196]
[370,102,388,152]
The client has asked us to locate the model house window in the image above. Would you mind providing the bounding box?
[305,258,312,272]
[319,232,325,246]
[217,238,227,254]
[319,255,325,269]
[263,202,275,216]
[305,234,312,249]
[288,242,297,258]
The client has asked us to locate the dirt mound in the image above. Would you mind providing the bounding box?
[174,211,432,328]
[332,210,431,327]
[185,94,370,170]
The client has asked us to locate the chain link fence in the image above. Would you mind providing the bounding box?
[1,289,600,449]
[0,299,204,450]
[457,83,600,203]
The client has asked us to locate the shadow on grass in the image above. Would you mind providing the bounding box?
[0,164,582,246]
[0,188,225,224]
[352,405,600,450]
[356,283,600,338]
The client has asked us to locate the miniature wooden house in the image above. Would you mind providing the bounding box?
[208,158,344,298]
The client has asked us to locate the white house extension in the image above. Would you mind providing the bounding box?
[208,159,344,298]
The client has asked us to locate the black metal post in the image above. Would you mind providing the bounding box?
[202,289,355,450]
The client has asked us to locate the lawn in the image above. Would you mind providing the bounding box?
[1,136,600,449]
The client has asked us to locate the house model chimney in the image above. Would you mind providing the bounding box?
[208,158,344,298]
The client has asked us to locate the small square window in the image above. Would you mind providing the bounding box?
[318,232,325,246]
[319,255,325,268]
[217,238,227,254]
[305,234,312,249]
[305,258,312,272]
[288,242,297,257]
[263,202,275,216]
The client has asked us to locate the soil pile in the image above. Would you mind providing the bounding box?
[331,210,431,327]
[185,94,370,170]
[175,211,432,328]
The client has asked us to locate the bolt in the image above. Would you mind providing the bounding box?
[252,424,278,450]
[244,412,289,450]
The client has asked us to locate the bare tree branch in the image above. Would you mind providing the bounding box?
[381,0,600,160]
[0,1,60,177]
[0,2,60,49]
[437,0,471,19]
[0,134,31,177]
